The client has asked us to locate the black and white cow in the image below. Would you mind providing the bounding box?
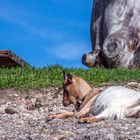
[82,0,140,68]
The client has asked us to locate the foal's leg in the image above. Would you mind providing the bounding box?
[48,112,74,119]
[79,116,104,123]
[78,111,107,123]
[125,105,140,118]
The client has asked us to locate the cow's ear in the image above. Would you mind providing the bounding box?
[62,70,73,84]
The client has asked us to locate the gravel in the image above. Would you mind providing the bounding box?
[0,82,140,140]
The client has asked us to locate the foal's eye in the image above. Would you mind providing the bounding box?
[63,87,69,95]
[63,86,67,92]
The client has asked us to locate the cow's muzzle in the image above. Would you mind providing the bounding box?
[82,51,99,67]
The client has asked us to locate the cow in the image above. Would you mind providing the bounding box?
[82,0,140,68]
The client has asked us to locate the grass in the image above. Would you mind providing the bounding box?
[0,65,140,89]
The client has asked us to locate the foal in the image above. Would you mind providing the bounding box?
[48,72,140,123]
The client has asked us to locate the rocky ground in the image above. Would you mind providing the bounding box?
[0,82,140,140]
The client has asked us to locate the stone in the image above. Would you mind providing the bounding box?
[107,134,115,140]
[5,106,19,115]
[54,132,74,140]
[35,98,43,108]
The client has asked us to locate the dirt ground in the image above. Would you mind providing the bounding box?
[0,82,140,140]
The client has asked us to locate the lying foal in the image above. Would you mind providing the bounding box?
[48,72,140,123]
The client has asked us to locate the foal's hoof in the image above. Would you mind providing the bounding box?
[77,119,86,124]
[45,117,53,122]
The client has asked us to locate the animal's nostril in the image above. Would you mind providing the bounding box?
[63,103,69,107]
[82,53,87,64]
[63,100,70,107]
[107,42,118,53]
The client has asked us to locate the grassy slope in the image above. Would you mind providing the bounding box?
[0,65,140,89]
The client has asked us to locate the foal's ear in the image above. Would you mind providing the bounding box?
[62,70,73,84]
[62,70,67,80]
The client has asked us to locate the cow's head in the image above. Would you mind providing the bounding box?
[82,50,100,67]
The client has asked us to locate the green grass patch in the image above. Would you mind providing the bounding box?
[0,65,140,89]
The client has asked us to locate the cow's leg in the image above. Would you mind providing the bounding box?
[84,0,105,68]
[133,45,140,68]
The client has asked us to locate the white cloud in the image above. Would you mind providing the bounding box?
[45,42,89,60]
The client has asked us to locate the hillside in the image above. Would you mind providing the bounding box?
[0,65,140,89]
[0,66,140,139]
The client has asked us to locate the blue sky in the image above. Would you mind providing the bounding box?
[0,0,93,68]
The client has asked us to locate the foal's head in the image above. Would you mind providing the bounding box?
[62,71,92,107]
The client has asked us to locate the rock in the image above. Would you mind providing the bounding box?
[5,106,19,114]
[82,0,140,68]
[107,134,115,140]
[45,117,53,123]
[82,136,91,140]
[25,96,36,110]
[127,82,140,88]
[54,132,74,140]
[35,98,43,108]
